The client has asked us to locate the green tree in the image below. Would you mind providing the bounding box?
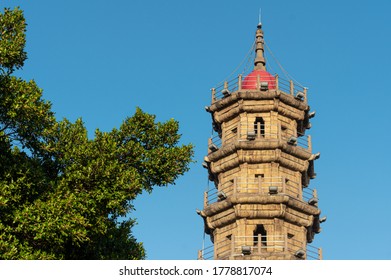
[0,7,194,259]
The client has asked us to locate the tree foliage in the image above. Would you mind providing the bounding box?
[0,7,194,259]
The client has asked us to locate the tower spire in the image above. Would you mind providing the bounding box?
[254,22,266,70]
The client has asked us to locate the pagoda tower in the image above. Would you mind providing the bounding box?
[198,22,324,260]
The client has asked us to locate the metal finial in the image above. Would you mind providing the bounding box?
[257,8,262,29]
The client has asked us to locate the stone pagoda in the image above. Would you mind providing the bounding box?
[198,22,324,260]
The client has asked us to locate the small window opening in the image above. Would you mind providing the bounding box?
[281,125,288,138]
[226,127,237,143]
[254,117,265,137]
[253,225,267,247]
[255,174,264,184]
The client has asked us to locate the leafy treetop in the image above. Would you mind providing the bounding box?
[0,7,194,260]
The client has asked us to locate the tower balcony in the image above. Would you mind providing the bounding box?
[211,74,307,104]
[208,123,311,154]
[197,235,322,260]
[204,177,316,207]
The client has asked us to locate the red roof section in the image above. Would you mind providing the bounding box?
[242,69,276,90]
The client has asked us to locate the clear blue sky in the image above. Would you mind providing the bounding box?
[3,0,391,260]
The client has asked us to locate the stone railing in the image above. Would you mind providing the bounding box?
[208,123,311,152]
[198,234,322,260]
[211,74,307,104]
[204,177,317,207]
